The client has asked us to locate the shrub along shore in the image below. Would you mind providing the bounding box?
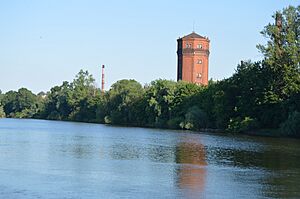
[0,6,299,137]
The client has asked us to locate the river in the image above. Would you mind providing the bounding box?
[0,118,299,198]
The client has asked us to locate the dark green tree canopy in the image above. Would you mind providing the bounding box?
[257,5,300,99]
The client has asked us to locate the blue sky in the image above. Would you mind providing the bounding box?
[0,0,298,93]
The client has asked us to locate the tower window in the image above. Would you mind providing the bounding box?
[197,59,202,64]
[186,43,192,48]
[197,73,202,78]
[197,44,202,49]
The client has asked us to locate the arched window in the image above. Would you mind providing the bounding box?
[186,43,192,48]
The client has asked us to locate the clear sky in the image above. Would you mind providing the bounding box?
[0,0,298,93]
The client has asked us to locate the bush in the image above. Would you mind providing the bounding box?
[227,116,258,133]
[180,106,208,130]
[0,106,5,118]
[47,111,61,120]
[167,117,183,129]
[280,111,300,137]
[14,108,37,118]
[104,116,111,124]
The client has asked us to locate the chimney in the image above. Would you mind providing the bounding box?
[275,12,283,49]
[101,65,105,92]
[275,12,282,30]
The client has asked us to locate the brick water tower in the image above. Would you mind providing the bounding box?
[177,32,210,85]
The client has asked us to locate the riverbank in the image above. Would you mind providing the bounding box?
[3,117,296,139]
[94,121,297,139]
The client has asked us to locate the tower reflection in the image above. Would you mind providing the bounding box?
[175,141,207,195]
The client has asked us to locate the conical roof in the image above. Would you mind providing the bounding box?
[182,32,206,39]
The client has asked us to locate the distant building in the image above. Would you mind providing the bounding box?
[177,32,210,85]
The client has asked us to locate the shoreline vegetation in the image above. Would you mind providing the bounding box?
[0,6,299,138]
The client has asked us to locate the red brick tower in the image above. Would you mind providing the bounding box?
[177,32,210,85]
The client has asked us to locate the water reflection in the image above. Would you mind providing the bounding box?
[259,145,300,199]
[109,143,141,160]
[204,136,300,199]
[1,119,300,199]
[175,141,207,196]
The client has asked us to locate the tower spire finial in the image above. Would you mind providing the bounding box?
[193,20,195,33]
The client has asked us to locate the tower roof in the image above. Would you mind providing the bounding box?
[182,32,206,39]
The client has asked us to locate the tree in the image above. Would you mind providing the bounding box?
[1,88,39,118]
[42,81,72,120]
[0,89,5,118]
[144,79,176,127]
[171,81,203,117]
[0,89,3,102]
[68,70,98,121]
[167,81,203,129]
[280,111,300,137]
[0,106,5,118]
[257,5,300,100]
[41,70,100,122]
[16,88,38,112]
[106,79,144,125]
[180,106,208,130]
[2,91,18,117]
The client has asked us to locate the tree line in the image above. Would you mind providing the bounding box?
[0,6,299,137]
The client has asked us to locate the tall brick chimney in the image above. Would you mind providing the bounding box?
[101,65,105,92]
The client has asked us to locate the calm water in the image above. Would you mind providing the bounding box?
[0,119,300,199]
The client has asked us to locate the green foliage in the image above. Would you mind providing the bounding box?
[180,106,208,130]
[0,106,5,118]
[41,70,102,122]
[227,117,258,133]
[42,82,73,120]
[257,5,300,100]
[0,90,5,118]
[105,79,144,125]
[0,89,3,103]
[171,81,204,121]
[68,70,99,122]
[167,117,183,129]
[104,115,111,124]
[2,91,17,116]
[1,88,41,118]
[280,111,300,137]
[143,79,177,127]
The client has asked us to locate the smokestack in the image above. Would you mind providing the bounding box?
[101,65,105,92]
[275,12,283,49]
[275,12,282,30]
